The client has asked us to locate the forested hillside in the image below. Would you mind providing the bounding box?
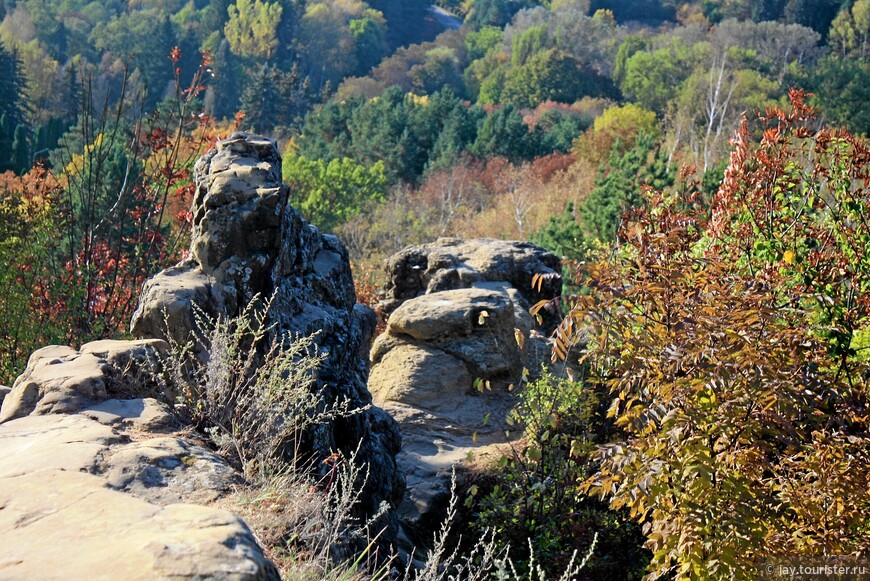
[2,1,870,578]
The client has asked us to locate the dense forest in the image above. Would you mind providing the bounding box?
[3,0,866,263]
[2,0,870,578]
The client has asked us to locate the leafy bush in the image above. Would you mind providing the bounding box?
[472,370,648,579]
[543,91,870,578]
[157,294,350,478]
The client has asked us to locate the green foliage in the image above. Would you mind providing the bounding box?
[533,107,588,153]
[579,132,673,243]
[511,23,548,67]
[613,35,648,86]
[620,39,696,114]
[349,12,387,76]
[296,95,360,163]
[465,0,538,27]
[0,43,31,173]
[424,93,484,172]
[283,153,387,232]
[532,202,586,260]
[829,0,870,59]
[240,64,313,134]
[11,124,30,174]
[224,0,283,60]
[345,86,426,183]
[91,9,177,107]
[469,104,534,162]
[409,47,465,97]
[300,85,570,185]
[465,25,503,61]
[502,48,613,108]
[0,42,29,134]
[809,55,870,135]
[476,64,508,104]
[473,370,648,579]
[697,0,842,34]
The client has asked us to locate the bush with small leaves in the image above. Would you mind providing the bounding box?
[540,91,870,579]
[471,370,648,579]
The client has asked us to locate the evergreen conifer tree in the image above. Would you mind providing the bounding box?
[0,44,30,172]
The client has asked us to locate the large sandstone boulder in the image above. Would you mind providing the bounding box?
[130,133,403,523]
[0,341,278,580]
[369,240,561,549]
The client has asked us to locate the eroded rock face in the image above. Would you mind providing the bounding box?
[369,240,561,548]
[0,341,278,580]
[131,132,403,522]
[381,237,562,331]
[0,339,167,424]
[0,134,404,578]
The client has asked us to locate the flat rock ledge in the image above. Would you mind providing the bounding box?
[0,332,278,578]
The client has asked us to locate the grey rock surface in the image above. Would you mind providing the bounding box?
[0,341,277,580]
[380,237,562,331]
[131,132,403,523]
[0,469,277,580]
[0,339,167,423]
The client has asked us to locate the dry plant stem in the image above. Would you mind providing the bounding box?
[155,292,358,477]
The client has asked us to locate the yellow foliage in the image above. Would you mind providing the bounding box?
[407,93,429,107]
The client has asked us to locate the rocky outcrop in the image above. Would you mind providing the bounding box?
[368,239,561,547]
[0,133,407,578]
[0,341,278,580]
[380,237,562,331]
[131,133,403,521]
[0,339,166,424]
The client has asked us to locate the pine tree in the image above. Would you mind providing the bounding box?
[0,44,29,173]
[239,65,280,134]
[0,43,30,132]
[580,132,673,243]
[274,63,312,131]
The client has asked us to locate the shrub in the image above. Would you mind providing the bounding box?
[472,370,648,579]
[543,91,870,578]
[157,294,350,478]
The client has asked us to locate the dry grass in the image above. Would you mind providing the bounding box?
[154,293,362,478]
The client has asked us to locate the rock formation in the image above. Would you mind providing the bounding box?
[131,132,404,522]
[0,340,278,580]
[380,237,563,331]
[0,132,405,578]
[368,239,561,549]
